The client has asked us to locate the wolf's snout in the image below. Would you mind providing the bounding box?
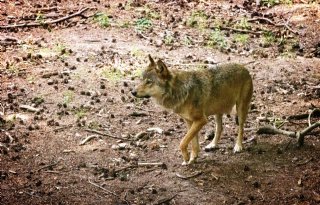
[131,90,137,97]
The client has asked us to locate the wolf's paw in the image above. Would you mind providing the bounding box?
[182,161,188,166]
[188,156,197,165]
[233,144,243,153]
[204,143,218,152]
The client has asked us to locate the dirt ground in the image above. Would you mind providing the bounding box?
[1,0,320,205]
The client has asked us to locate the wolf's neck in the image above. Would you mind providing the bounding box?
[157,78,191,112]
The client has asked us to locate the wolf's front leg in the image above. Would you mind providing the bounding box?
[189,135,200,164]
[180,118,207,165]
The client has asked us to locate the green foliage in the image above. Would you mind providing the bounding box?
[93,12,110,28]
[143,6,160,19]
[261,31,277,47]
[207,29,227,49]
[32,96,45,106]
[35,12,45,25]
[135,18,152,32]
[234,34,249,45]
[183,36,193,46]
[6,64,20,75]
[63,91,75,105]
[75,108,87,119]
[261,0,292,7]
[164,34,174,45]
[101,67,123,82]
[130,48,144,58]
[235,17,251,30]
[118,20,130,28]
[186,10,208,29]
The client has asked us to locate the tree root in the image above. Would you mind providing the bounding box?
[257,121,320,147]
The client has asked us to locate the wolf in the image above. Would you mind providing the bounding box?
[132,55,253,165]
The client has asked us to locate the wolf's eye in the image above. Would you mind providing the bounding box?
[146,79,153,84]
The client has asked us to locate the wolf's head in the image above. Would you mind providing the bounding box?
[132,55,171,99]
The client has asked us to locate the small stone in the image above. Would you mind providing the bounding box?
[155,39,163,47]
[70,65,76,70]
[47,79,54,85]
[118,143,128,150]
[111,144,119,150]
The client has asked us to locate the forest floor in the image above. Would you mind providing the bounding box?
[1,0,320,204]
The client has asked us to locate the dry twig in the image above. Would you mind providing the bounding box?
[154,193,178,205]
[219,26,263,35]
[175,171,203,179]
[88,180,129,205]
[85,128,133,141]
[247,17,299,35]
[0,8,90,29]
[79,135,98,145]
[308,109,320,127]
[36,160,60,172]
[19,104,40,112]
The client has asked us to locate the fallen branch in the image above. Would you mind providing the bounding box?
[247,17,299,35]
[79,135,98,145]
[175,171,203,180]
[88,180,129,205]
[1,130,14,143]
[138,162,166,167]
[296,157,313,166]
[36,160,60,172]
[84,129,132,141]
[154,193,178,205]
[257,121,320,147]
[0,7,89,29]
[19,104,40,112]
[308,109,320,126]
[219,26,263,35]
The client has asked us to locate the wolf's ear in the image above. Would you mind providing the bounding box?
[148,54,156,67]
[156,59,170,79]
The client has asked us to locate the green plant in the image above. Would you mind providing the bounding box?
[118,20,130,28]
[207,29,227,49]
[32,96,45,106]
[35,12,45,25]
[130,48,144,57]
[144,5,160,19]
[236,17,250,30]
[54,43,71,56]
[186,10,208,29]
[93,12,110,28]
[261,31,277,47]
[101,67,123,82]
[63,91,75,105]
[88,121,100,129]
[6,64,20,75]
[125,0,133,10]
[261,0,279,7]
[135,18,152,32]
[75,108,87,119]
[132,67,143,78]
[183,36,192,46]
[234,34,249,45]
[164,34,174,45]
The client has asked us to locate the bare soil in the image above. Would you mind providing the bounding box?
[1,1,320,205]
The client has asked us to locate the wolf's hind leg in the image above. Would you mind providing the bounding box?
[234,79,252,153]
[234,102,250,152]
[204,114,223,151]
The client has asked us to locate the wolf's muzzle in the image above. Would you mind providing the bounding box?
[131,90,150,98]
